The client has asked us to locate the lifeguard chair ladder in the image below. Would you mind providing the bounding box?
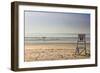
[75,34,87,55]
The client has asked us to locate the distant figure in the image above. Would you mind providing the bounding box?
[75,34,86,55]
[42,37,46,41]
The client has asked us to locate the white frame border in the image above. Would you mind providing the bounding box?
[18,5,96,68]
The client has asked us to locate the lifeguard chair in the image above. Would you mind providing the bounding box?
[75,34,87,55]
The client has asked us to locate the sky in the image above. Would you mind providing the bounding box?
[25,11,90,37]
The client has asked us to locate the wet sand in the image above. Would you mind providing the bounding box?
[24,43,90,62]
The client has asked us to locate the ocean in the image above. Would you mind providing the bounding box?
[25,33,90,44]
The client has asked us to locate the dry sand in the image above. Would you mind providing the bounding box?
[24,43,90,62]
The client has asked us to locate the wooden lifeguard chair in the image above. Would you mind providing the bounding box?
[75,34,87,55]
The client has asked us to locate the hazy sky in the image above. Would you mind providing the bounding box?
[25,11,90,37]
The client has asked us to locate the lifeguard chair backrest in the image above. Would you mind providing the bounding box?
[78,34,85,41]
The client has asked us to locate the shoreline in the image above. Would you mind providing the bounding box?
[25,42,90,45]
[25,43,90,49]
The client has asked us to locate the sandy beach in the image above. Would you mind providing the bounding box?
[24,43,90,62]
